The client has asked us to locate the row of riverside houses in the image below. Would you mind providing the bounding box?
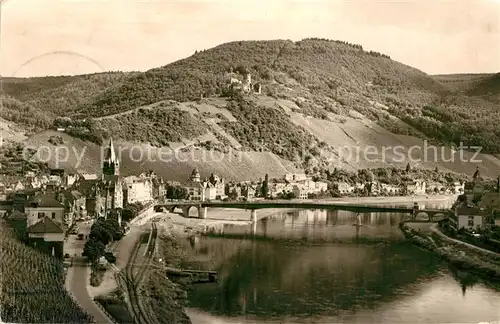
[1,138,166,259]
[333,179,464,196]
[270,173,328,199]
[180,170,328,201]
[452,168,500,231]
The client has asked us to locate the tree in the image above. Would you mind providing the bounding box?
[121,208,136,222]
[405,163,411,173]
[228,188,238,200]
[89,220,113,245]
[82,238,105,263]
[261,174,269,197]
[166,185,188,200]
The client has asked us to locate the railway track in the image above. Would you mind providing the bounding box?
[118,222,159,324]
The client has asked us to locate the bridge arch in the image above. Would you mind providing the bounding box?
[186,205,199,217]
[432,213,446,221]
[415,211,430,221]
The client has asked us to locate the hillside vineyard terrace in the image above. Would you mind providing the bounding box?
[24,140,484,169]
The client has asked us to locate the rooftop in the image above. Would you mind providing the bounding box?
[7,210,27,220]
[27,217,64,234]
[27,194,64,209]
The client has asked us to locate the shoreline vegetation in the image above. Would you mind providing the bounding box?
[400,222,500,286]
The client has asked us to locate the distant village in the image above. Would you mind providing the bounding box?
[1,138,499,259]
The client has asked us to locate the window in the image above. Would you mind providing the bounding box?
[52,212,56,219]
[468,219,474,227]
[38,212,45,219]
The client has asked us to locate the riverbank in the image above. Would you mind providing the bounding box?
[155,207,297,237]
[317,194,458,205]
[400,222,500,283]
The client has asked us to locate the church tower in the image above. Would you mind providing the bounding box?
[103,138,119,176]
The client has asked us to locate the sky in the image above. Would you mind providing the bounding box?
[1,0,499,77]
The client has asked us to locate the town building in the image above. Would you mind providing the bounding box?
[336,182,355,195]
[27,217,65,259]
[185,169,205,201]
[123,175,153,204]
[209,173,226,199]
[379,183,400,195]
[101,138,123,212]
[455,205,486,230]
[406,180,426,195]
[71,138,123,218]
[25,194,65,229]
[226,182,243,199]
[292,185,308,199]
[60,189,86,226]
[204,182,216,201]
[453,182,465,194]
[241,184,257,200]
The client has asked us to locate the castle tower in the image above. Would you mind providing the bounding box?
[190,168,201,183]
[103,138,119,176]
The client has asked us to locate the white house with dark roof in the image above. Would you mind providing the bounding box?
[25,194,65,229]
[27,217,65,243]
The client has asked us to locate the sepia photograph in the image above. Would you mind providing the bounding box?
[0,0,499,323]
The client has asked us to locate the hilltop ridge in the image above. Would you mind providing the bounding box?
[2,38,500,179]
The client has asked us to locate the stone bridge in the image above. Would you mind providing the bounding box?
[155,200,451,222]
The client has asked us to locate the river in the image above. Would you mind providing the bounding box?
[181,200,500,324]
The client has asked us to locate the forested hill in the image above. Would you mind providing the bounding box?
[0,72,135,131]
[2,38,500,156]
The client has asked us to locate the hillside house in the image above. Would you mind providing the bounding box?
[406,180,426,195]
[27,217,65,259]
[453,182,465,194]
[270,182,293,198]
[292,185,308,199]
[301,179,328,194]
[427,182,445,194]
[284,173,308,182]
[455,205,486,230]
[380,183,400,195]
[336,182,355,195]
[25,194,65,229]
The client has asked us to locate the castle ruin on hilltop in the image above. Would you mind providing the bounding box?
[226,71,262,95]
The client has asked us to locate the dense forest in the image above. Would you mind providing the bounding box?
[2,39,499,154]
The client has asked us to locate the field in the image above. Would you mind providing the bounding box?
[0,222,93,323]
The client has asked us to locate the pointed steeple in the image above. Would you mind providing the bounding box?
[103,138,119,176]
[105,138,117,163]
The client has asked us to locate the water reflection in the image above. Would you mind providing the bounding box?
[220,209,404,242]
[186,204,500,323]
